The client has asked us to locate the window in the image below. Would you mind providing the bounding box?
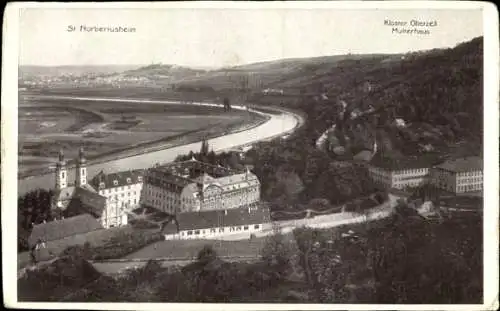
[219,228,224,233]
[127,178,132,184]
[254,224,260,229]
[187,231,193,235]
[62,172,65,178]
[113,180,118,186]
[244,226,249,230]
[195,230,200,235]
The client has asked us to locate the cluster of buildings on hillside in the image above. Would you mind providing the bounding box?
[19,74,155,89]
[29,148,268,247]
[28,142,483,248]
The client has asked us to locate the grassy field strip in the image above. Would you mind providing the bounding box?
[92,254,260,263]
[92,256,262,275]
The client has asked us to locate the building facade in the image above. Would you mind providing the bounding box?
[90,169,144,228]
[52,148,144,229]
[430,156,483,194]
[141,157,261,214]
[163,205,271,240]
[368,162,430,190]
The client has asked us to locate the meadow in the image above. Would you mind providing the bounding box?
[18,95,264,176]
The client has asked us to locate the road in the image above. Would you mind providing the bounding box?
[92,197,399,275]
[196,193,400,241]
[18,96,303,195]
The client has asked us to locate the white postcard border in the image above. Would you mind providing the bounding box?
[2,1,498,310]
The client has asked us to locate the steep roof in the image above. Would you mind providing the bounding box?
[73,187,106,217]
[146,161,259,193]
[195,173,216,184]
[90,169,144,190]
[433,156,483,173]
[370,156,433,171]
[52,185,105,217]
[53,186,78,203]
[28,214,103,247]
[167,204,271,233]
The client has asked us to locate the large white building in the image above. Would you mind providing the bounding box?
[89,169,144,228]
[141,157,261,214]
[430,156,483,194]
[368,155,483,194]
[51,148,144,229]
[368,158,430,190]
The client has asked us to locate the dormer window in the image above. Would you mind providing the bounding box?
[138,176,143,182]
[113,180,118,186]
[99,182,105,189]
[127,178,132,184]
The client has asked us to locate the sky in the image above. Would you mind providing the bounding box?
[19,7,483,68]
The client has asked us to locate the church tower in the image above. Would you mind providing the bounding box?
[55,149,67,190]
[76,147,87,187]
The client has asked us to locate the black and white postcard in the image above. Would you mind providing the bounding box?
[2,1,499,310]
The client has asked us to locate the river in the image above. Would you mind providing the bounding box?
[17,96,302,195]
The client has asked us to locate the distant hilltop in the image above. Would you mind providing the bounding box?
[122,64,208,79]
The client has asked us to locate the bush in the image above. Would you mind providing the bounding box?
[69,231,164,261]
[18,256,102,301]
[129,219,160,229]
[197,245,218,265]
[260,231,295,280]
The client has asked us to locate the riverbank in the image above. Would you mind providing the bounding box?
[18,98,275,180]
[17,97,304,195]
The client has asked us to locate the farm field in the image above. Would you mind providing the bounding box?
[125,232,298,260]
[18,95,264,176]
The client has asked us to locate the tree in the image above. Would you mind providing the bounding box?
[200,139,210,156]
[18,188,54,231]
[18,188,54,252]
[260,228,294,280]
[196,245,217,265]
[223,97,231,112]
